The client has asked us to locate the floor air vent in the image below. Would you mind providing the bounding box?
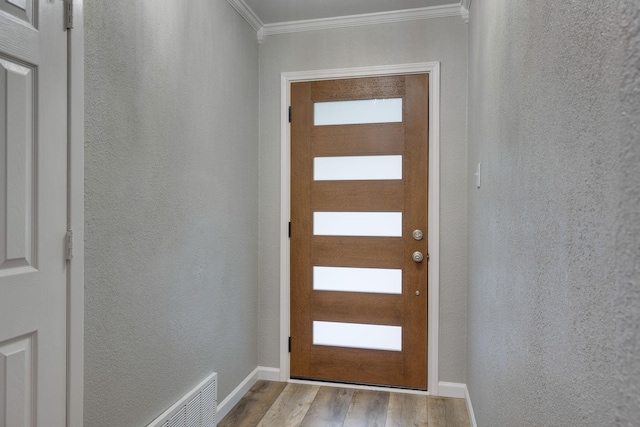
[148,373,217,427]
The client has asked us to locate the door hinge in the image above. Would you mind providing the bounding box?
[288,337,291,353]
[65,230,74,261]
[64,0,74,30]
[288,106,292,123]
[288,221,291,238]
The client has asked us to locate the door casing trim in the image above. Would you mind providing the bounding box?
[67,0,84,425]
[279,62,441,395]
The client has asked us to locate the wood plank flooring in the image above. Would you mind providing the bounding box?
[219,381,471,427]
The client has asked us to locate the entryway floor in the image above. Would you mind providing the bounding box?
[219,380,471,426]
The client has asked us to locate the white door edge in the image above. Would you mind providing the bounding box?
[278,62,441,395]
[67,1,85,425]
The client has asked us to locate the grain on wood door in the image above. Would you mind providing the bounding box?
[291,75,428,389]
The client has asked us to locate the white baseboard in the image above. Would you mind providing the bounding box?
[216,367,260,421]
[216,367,281,421]
[464,384,478,427]
[257,366,281,381]
[438,382,477,426]
[437,381,466,398]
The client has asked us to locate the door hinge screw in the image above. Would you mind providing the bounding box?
[65,230,74,261]
[65,0,74,30]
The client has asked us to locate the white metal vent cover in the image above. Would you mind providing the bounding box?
[148,373,217,427]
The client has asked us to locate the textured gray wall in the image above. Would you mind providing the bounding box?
[258,18,469,383]
[84,2,259,426]
[467,2,626,426]
[616,1,640,425]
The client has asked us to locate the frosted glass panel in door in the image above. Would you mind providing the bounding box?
[313,321,402,351]
[314,155,402,181]
[313,212,402,237]
[313,266,402,294]
[314,98,402,126]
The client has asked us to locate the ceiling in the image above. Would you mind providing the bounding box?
[243,0,458,24]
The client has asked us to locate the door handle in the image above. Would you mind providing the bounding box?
[412,251,424,263]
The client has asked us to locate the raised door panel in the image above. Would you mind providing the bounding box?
[0,58,36,273]
[0,333,35,427]
[0,0,36,28]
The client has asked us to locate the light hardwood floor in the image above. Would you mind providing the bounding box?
[219,381,472,427]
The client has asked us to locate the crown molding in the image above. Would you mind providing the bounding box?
[461,0,471,23]
[227,0,263,32]
[228,1,465,42]
[262,4,462,37]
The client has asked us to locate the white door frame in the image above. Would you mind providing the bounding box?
[68,1,84,425]
[279,62,441,395]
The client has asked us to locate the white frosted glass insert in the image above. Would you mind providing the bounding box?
[313,266,402,294]
[314,155,402,181]
[314,212,402,237]
[314,98,402,126]
[313,321,402,351]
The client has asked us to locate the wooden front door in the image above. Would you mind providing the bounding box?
[0,0,69,424]
[290,74,428,389]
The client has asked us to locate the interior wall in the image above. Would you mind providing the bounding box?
[617,0,640,424]
[467,2,626,425]
[258,18,469,383]
[84,3,259,426]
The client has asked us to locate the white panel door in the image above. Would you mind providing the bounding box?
[0,0,68,425]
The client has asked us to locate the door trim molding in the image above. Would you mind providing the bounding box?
[279,62,441,395]
[67,1,84,425]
